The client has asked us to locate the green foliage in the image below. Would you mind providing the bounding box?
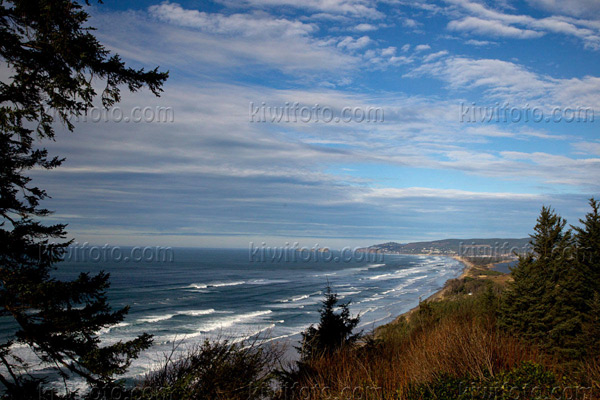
[445,276,502,297]
[473,267,504,276]
[573,199,600,286]
[500,207,570,352]
[404,362,583,400]
[499,201,600,360]
[573,199,600,358]
[462,256,508,266]
[139,339,278,400]
[417,286,500,327]
[276,286,361,395]
[298,285,361,361]
[373,287,502,356]
[0,0,167,396]
[278,271,600,399]
[582,292,600,357]
[403,373,466,400]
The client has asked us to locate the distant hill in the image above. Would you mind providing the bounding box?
[359,238,531,257]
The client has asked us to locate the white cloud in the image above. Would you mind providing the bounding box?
[363,47,413,68]
[337,35,372,49]
[145,3,402,75]
[462,126,568,140]
[423,50,449,62]
[412,54,600,112]
[92,5,358,77]
[223,0,384,19]
[38,73,599,244]
[36,0,600,246]
[408,56,549,99]
[359,187,542,201]
[448,16,544,39]
[551,76,600,109]
[149,2,316,37]
[441,0,600,49]
[465,39,494,46]
[572,141,600,155]
[380,46,396,56]
[526,0,600,18]
[402,18,420,28]
[498,151,600,186]
[353,23,378,31]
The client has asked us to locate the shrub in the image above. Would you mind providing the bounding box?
[445,276,502,297]
[405,362,586,400]
[279,289,540,399]
[297,285,361,361]
[139,338,280,400]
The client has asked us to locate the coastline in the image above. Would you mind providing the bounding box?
[274,254,476,356]
[421,255,474,301]
[271,254,511,354]
[373,254,510,336]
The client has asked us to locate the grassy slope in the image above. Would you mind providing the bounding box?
[280,258,600,399]
[137,257,600,399]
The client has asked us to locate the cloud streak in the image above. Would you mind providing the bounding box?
[26,0,600,247]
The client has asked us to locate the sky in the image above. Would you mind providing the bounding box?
[31,0,600,248]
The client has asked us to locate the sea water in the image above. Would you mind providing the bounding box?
[0,248,464,384]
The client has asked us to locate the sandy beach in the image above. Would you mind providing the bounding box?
[374,255,514,334]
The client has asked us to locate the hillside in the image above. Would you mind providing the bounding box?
[359,238,531,257]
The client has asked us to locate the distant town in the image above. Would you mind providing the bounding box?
[358,238,531,258]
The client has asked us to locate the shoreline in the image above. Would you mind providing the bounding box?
[275,254,476,356]
[421,255,474,301]
[373,254,510,336]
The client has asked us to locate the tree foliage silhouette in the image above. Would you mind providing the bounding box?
[0,0,168,397]
[500,201,600,360]
[299,285,361,361]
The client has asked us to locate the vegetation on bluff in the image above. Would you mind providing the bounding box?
[136,200,600,399]
[269,200,600,399]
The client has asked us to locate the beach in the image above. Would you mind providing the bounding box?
[374,255,514,333]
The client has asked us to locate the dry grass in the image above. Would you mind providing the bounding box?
[400,317,538,383]
[281,294,543,399]
[580,358,600,393]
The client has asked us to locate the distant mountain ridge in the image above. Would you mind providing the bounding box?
[359,238,531,256]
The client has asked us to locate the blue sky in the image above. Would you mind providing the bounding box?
[29,0,600,248]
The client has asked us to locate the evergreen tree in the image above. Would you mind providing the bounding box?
[573,199,600,357]
[0,1,167,397]
[298,286,361,361]
[499,208,569,347]
[573,199,600,294]
[544,244,589,359]
[499,253,547,341]
[582,292,600,358]
[500,204,600,359]
[545,200,600,359]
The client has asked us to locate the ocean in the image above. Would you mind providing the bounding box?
[1,248,464,384]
